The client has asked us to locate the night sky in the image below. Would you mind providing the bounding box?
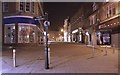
[44,2,83,31]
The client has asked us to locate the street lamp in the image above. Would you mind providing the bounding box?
[33,12,50,69]
[43,12,50,69]
[44,20,50,69]
[61,28,64,32]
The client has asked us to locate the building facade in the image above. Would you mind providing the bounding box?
[70,3,93,43]
[86,2,102,46]
[96,2,120,47]
[70,2,120,48]
[2,2,44,46]
[70,7,83,43]
[63,18,69,42]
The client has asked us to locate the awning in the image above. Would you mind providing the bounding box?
[3,16,40,25]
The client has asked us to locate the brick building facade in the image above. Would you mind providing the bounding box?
[2,2,44,46]
[70,2,120,48]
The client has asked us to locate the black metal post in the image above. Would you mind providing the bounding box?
[44,12,49,69]
[34,12,50,69]
[45,25,49,69]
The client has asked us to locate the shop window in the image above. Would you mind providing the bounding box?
[29,27,36,43]
[3,2,8,12]
[97,32,111,45]
[18,25,36,43]
[4,25,16,43]
[97,32,102,45]
[18,25,29,43]
[103,33,111,45]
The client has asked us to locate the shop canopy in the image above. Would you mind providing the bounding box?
[3,16,40,25]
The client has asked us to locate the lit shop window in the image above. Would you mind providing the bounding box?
[4,24,16,43]
[103,33,111,45]
[26,2,30,12]
[3,2,8,12]
[20,2,24,11]
[29,26,36,43]
[97,32,111,45]
[97,32,102,45]
[18,25,36,43]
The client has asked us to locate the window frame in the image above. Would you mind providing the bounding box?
[25,2,31,12]
[19,2,24,12]
[3,2,9,12]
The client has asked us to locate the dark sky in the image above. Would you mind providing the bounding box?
[44,2,83,31]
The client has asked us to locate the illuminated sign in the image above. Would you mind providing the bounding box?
[72,29,78,34]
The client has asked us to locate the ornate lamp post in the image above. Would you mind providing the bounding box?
[34,12,50,69]
[44,20,50,69]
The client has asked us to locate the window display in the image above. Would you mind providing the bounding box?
[3,15,42,44]
[4,24,16,43]
[4,24,42,44]
[97,32,102,45]
[97,31,111,45]
[103,33,111,45]
[18,24,36,43]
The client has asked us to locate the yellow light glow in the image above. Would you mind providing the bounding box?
[61,29,64,32]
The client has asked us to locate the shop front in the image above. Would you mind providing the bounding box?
[97,17,119,47]
[72,28,84,43]
[72,31,79,42]
[3,16,43,46]
[96,30,111,45]
[85,31,92,45]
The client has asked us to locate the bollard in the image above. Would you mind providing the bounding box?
[104,45,107,56]
[48,48,50,64]
[88,45,95,59]
[113,44,115,54]
[92,45,94,58]
[13,48,16,67]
